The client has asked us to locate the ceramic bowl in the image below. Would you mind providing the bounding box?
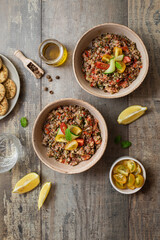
[32,98,108,174]
[73,23,149,98]
[109,156,146,194]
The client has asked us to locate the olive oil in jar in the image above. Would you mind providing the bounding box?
[39,39,67,66]
[43,43,60,61]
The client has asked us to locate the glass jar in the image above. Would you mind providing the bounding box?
[39,39,67,66]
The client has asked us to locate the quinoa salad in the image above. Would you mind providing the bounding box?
[42,105,102,166]
[82,33,143,94]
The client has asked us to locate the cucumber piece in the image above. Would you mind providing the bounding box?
[57,128,64,135]
[104,58,115,74]
[115,54,124,61]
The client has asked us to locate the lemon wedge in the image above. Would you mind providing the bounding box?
[69,125,82,135]
[65,140,78,150]
[12,172,40,194]
[117,105,147,125]
[55,134,67,142]
[38,182,51,210]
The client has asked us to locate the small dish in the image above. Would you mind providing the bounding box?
[32,98,108,174]
[109,156,146,194]
[0,54,20,120]
[73,23,149,98]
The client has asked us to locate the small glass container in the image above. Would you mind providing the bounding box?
[39,39,68,66]
[0,134,23,173]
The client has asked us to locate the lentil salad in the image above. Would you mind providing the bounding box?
[82,33,142,94]
[42,105,102,166]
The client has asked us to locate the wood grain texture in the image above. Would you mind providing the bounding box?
[0,0,160,239]
[41,0,129,240]
[0,0,41,239]
[128,1,160,240]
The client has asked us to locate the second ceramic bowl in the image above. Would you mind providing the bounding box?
[32,98,108,174]
[73,23,149,98]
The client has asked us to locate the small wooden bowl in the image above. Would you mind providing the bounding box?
[109,156,146,194]
[73,23,149,98]
[32,98,108,174]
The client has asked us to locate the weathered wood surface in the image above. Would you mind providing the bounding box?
[128,1,160,240]
[0,1,41,239]
[0,0,159,239]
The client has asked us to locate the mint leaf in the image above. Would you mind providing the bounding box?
[115,62,122,69]
[121,140,132,149]
[65,128,72,141]
[114,135,122,144]
[20,117,28,128]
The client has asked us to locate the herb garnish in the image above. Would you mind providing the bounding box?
[114,135,132,149]
[20,117,28,128]
[121,140,132,149]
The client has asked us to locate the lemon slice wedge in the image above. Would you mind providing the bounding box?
[117,105,147,125]
[38,182,51,210]
[69,125,82,135]
[55,134,67,142]
[65,140,78,150]
[12,172,40,194]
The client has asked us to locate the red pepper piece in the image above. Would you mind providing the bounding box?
[60,123,67,135]
[95,62,109,70]
[123,56,131,63]
[76,139,84,146]
[122,46,129,53]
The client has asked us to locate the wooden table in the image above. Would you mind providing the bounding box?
[0,0,160,239]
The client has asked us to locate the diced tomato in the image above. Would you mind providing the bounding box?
[76,139,84,146]
[122,46,129,53]
[82,154,91,161]
[83,131,91,137]
[60,123,67,135]
[44,123,50,134]
[87,116,92,124]
[83,131,88,135]
[85,50,89,57]
[110,80,115,86]
[119,80,128,88]
[56,112,61,119]
[95,61,109,70]
[45,128,50,135]
[93,119,98,131]
[45,123,50,128]
[140,65,143,68]
[94,138,101,144]
[92,75,98,81]
[90,83,94,87]
[116,79,120,83]
[88,138,94,146]
[91,68,95,74]
[128,75,133,79]
[123,56,131,63]
[133,63,137,68]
